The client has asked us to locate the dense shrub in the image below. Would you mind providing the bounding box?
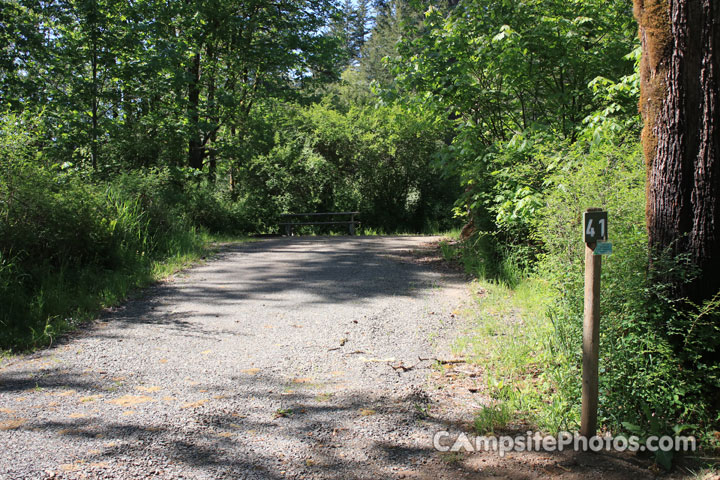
[537,135,719,455]
[450,129,718,458]
[0,117,238,349]
[236,101,461,234]
[1,164,185,348]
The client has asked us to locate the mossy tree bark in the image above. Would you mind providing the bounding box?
[634,0,720,302]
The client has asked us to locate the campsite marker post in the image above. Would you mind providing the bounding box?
[580,208,610,438]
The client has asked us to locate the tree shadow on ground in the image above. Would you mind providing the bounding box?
[0,237,689,479]
[0,369,685,479]
[144,236,457,306]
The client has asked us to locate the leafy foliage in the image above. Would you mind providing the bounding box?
[1,0,717,455]
[0,114,239,349]
[538,134,720,456]
[231,98,459,233]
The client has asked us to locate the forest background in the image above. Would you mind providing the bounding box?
[1,0,717,466]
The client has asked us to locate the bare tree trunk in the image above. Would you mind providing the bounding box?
[207,43,217,182]
[188,52,204,170]
[635,0,720,302]
[90,24,99,170]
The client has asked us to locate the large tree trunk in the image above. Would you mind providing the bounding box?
[635,0,720,302]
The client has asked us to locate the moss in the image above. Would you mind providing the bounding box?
[634,0,672,71]
[634,0,672,221]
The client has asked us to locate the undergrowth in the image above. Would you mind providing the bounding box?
[443,135,720,468]
[452,278,566,433]
[0,130,250,350]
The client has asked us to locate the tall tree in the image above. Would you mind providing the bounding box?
[179,0,337,170]
[330,0,372,65]
[352,0,371,56]
[393,0,636,228]
[634,0,719,301]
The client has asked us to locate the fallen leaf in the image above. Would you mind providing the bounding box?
[159,358,168,364]
[359,409,376,416]
[240,368,260,375]
[181,399,208,409]
[54,390,77,397]
[292,377,313,384]
[135,386,162,393]
[200,350,212,355]
[273,408,293,418]
[216,432,233,438]
[108,395,153,407]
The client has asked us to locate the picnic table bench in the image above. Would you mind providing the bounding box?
[279,212,360,236]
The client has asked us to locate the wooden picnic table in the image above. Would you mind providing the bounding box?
[279,212,360,236]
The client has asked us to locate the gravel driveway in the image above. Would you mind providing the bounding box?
[0,236,470,479]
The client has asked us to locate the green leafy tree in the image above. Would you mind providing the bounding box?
[393,0,637,235]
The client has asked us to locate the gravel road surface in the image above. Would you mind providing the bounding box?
[0,236,680,479]
[0,236,470,479]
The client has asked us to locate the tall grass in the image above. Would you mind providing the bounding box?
[0,159,243,351]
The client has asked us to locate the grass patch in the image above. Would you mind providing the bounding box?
[1,231,251,353]
[439,235,529,288]
[474,402,512,434]
[455,278,576,433]
[438,451,464,464]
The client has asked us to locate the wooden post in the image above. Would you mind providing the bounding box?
[581,209,603,438]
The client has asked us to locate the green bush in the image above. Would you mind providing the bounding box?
[0,118,218,349]
[454,129,718,463]
[537,134,719,454]
[236,101,461,234]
